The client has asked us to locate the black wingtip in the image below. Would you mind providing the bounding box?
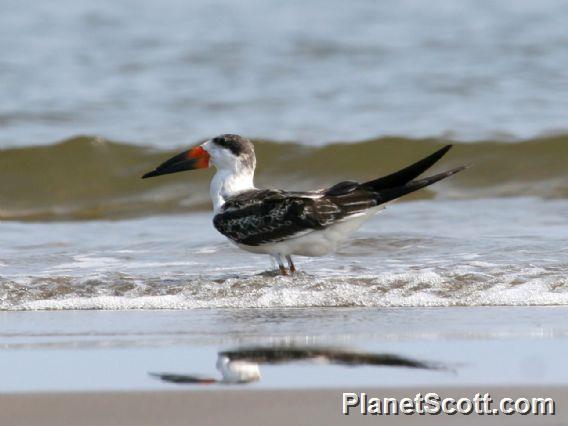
[374,164,467,204]
[362,144,455,192]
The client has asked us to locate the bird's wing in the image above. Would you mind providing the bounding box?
[360,144,454,191]
[321,144,467,211]
[213,189,370,246]
[220,346,443,370]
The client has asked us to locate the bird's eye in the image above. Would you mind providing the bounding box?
[213,137,225,145]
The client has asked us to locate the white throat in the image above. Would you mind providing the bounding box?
[210,166,255,212]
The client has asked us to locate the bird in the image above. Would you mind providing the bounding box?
[142,134,465,275]
[150,345,444,385]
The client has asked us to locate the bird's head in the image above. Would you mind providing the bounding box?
[142,134,255,179]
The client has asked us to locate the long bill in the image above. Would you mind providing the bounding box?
[142,146,210,179]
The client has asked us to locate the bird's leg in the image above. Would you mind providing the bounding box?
[286,255,297,274]
[274,255,288,276]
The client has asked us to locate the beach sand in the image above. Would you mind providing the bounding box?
[1,387,564,426]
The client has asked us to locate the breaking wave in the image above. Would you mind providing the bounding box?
[1,134,567,221]
[2,266,567,311]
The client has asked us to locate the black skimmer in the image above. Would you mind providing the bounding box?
[143,134,465,275]
[150,345,444,385]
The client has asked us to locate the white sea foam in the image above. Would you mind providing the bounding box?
[9,271,568,311]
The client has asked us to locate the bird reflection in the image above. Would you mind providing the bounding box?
[150,345,444,385]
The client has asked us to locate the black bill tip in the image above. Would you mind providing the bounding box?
[141,170,160,179]
[141,146,211,179]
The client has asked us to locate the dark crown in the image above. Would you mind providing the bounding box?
[212,134,254,157]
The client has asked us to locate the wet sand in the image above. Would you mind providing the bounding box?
[1,387,564,426]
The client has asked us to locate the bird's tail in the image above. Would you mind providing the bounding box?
[372,165,467,205]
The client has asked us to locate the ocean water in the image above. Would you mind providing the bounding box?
[0,307,568,394]
[1,0,568,392]
[2,0,568,146]
[0,198,566,310]
[0,0,568,310]
[1,307,568,391]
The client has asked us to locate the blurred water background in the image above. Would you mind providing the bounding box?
[0,0,567,310]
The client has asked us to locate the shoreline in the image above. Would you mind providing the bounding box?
[1,386,565,426]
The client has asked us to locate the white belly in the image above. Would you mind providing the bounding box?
[236,206,384,257]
